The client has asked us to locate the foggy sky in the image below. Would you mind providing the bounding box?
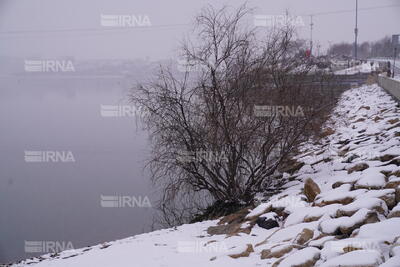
[0,0,399,60]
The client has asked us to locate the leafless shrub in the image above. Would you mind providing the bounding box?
[131,4,337,226]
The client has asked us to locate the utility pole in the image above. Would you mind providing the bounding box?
[354,0,358,60]
[394,46,397,78]
[310,15,314,55]
[393,35,399,78]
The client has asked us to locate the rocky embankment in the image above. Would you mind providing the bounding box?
[13,84,400,266]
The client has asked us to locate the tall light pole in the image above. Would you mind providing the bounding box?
[354,0,358,60]
[310,15,314,55]
[394,46,397,78]
[393,34,399,78]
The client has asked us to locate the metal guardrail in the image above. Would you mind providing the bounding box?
[378,75,400,101]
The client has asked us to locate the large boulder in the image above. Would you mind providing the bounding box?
[229,244,254,259]
[281,160,305,175]
[354,170,387,190]
[388,203,400,218]
[360,189,397,209]
[261,244,299,259]
[396,186,400,204]
[304,178,321,202]
[319,250,383,267]
[277,247,320,267]
[357,218,400,243]
[320,127,335,137]
[207,206,257,236]
[217,207,250,225]
[294,228,314,245]
[207,224,241,236]
[385,179,400,189]
[340,210,379,235]
[336,197,388,217]
[347,163,369,174]
[256,217,279,230]
[376,154,397,162]
[315,185,366,207]
[319,209,379,235]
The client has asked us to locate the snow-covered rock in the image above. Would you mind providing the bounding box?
[319,249,384,267]
[278,247,320,267]
[379,256,400,267]
[336,197,388,216]
[357,218,400,243]
[319,208,379,235]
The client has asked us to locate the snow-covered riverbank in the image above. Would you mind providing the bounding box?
[13,84,400,267]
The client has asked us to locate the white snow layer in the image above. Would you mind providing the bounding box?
[11,85,400,266]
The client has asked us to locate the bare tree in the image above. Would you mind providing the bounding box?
[328,36,395,59]
[131,5,335,226]
[327,42,353,57]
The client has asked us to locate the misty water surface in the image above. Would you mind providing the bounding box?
[0,75,156,263]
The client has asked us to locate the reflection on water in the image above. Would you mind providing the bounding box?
[0,76,156,264]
